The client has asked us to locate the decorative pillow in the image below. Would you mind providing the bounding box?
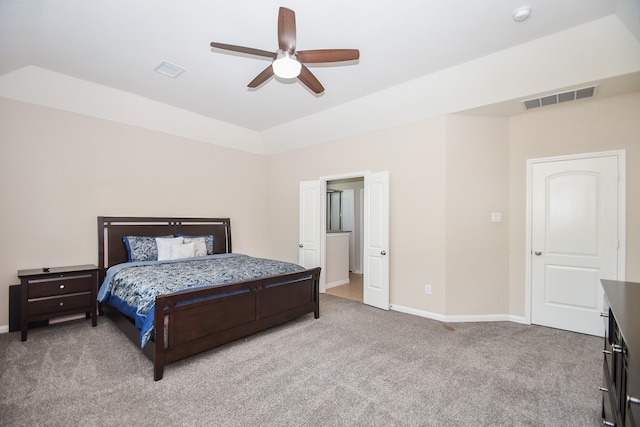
[177,234,215,255]
[170,242,195,260]
[182,236,207,257]
[123,235,173,262]
[156,237,184,261]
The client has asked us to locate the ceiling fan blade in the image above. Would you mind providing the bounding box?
[298,65,324,94]
[297,49,360,63]
[248,65,274,88]
[278,7,296,54]
[210,42,274,59]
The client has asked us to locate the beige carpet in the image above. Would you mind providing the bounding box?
[0,294,603,426]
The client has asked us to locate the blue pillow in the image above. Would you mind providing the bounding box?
[176,234,215,255]
[123,235,173,262]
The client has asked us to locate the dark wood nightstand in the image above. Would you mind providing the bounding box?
[18,264,98,341]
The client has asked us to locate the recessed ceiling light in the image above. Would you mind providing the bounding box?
[154,61,186,78]
[513,6,531,22]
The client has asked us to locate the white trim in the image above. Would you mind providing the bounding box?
[449,314,528,324]
[320,171,370,182]
[319,179,327,293]
[390,304,446,322]
[325,279,350,289]
[508,315,529,325]
[617,152,627,281]
[391,304,529,325]
[524,149,627,325]
[0,325,8,334]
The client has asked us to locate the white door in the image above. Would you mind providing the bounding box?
[299,180,321,270]
[363,171,390,310]
[531,154,621,336]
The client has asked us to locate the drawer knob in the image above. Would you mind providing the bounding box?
[59,284,65,289]
[59,302,64,306]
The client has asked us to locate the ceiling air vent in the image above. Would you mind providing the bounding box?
[154,61,186,78]
[522,85,598,110]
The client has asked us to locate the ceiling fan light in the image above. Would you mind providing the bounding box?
[272,52,301,79]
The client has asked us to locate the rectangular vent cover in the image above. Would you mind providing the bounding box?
[154,61,186,78]
[522,85,597,110]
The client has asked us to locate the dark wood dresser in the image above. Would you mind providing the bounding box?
[601,279,640,427]
[18,264,98,341]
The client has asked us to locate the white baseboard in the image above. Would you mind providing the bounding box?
[390,304,530,325]
[390,304,446,322]
[507,315,528,324]
[0,324,8,334]
[326,279,350,289]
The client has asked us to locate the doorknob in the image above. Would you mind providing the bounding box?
[381,250,386,256]
[299,244,303,248]
[534,251,542,256]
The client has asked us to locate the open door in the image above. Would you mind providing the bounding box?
[363,171,390,310]
[299,180,322,270]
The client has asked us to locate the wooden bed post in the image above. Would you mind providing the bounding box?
[313,267,320,319]
[154,298,165,381]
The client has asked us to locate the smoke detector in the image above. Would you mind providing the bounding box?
[513,6,531,22]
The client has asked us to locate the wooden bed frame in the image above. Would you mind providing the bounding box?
[97,216,321,381]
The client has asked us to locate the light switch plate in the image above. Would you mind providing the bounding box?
[491,212,502,223]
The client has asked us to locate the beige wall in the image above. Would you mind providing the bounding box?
[0,98,270,327]
[267,114,512,318]
[445,115,510,316]
[267,92,639,320]
[266,114,512,318]
[1,91,638,329]
[507,91,640,317]
[266,117,449,314]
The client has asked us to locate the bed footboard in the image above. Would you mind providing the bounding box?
[153,267,321,380]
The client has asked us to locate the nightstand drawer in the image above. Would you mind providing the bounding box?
[28,274,94,298]
[29,293,92,317]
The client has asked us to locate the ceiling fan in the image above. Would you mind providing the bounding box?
[210,7,360,94]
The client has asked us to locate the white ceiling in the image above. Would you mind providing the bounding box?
[1,0,639,149]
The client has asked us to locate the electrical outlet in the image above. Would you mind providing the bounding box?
[425,284,432,295]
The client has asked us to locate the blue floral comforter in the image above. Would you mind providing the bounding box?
[97,253,305,347]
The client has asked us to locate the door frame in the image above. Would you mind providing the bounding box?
[524,149,626,325]
[319,171,370,293]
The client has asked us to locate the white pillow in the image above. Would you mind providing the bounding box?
[170,242,195,260]
[156,237,184,261]
[183,237,207,257]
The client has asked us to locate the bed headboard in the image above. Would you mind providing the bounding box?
[98,216,232,281]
